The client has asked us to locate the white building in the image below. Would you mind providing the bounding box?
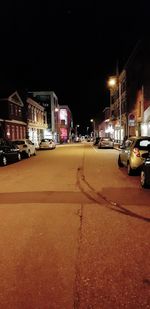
[26,97,48,147]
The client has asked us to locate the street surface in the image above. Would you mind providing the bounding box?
[0,142,150,309]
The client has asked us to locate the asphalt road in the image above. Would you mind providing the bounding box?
[0,142,150,309]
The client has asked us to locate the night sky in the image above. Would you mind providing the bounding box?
[0,1,150,133]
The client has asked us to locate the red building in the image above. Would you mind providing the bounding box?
[59,105,73,143]
[0,91,27,140]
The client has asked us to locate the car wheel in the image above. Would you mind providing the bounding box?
[33,149,36,156]
[17,153,21,161]
[127,161,133,175]
[2,156,7,166]
[141,170,147,188]
[118,155,123,167]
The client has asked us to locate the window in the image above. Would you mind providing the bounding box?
[15,105,18,116]
[136,139,150,150]
[20,126,22,139]
[10,103,14,115]
[18,107,22,117]
[16,126,19,139]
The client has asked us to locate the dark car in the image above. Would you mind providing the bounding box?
[0,139,21,166]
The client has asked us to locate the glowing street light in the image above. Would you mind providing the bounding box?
[90,119,96,138]
[107,76,117,88]
[75,124,80,139]
[107,75,122,143]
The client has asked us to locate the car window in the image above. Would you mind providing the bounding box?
[41,139,49,142]
[136,139,150,150]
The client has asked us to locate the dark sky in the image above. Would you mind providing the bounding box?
[0,1,150,133]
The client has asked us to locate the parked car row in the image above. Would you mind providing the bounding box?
[93,135,150,188]
[0,138,56,166]
[13,139,36,158]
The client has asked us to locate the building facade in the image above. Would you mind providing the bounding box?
[28,91,59,142]
[107,40,150,142]
[26,97,48,147]
[0,91,27,140]
[59,105,73,143]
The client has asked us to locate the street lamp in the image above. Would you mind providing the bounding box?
[90,119,96,138]
[107,76,122,143]
[75,124,80,139]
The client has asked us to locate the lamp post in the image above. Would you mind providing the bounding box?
[107,76,122,143]
[75,124,80,140]
[90,119,95,138]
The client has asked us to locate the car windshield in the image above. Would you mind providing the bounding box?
[14,141,25,145]
[41,139,50,142]
[102,138,112,141]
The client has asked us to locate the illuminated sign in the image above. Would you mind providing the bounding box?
[60,109,68,125]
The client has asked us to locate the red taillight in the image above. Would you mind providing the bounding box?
[133,147,140,157]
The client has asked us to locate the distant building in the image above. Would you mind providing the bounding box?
[59,105,73,143]
[28,91,59,142]
[26,97,48,147]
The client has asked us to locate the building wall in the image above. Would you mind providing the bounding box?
[0,92,27,140]
[28,91,59,141]
[59,106,73,142]
[26,98,48,146]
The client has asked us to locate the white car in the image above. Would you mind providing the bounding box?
[98,137,114,149]
[39,139,56,150]
[13,139,36,158]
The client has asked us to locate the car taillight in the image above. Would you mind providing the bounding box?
[133,147,140,157]
[23,145,27,148]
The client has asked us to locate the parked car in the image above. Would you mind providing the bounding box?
[13,139,36,158]
[140,146,150,188]
[39,139,56,150]
[97,137,114,149]
[0,139,21,166]
[118,136,150,175]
